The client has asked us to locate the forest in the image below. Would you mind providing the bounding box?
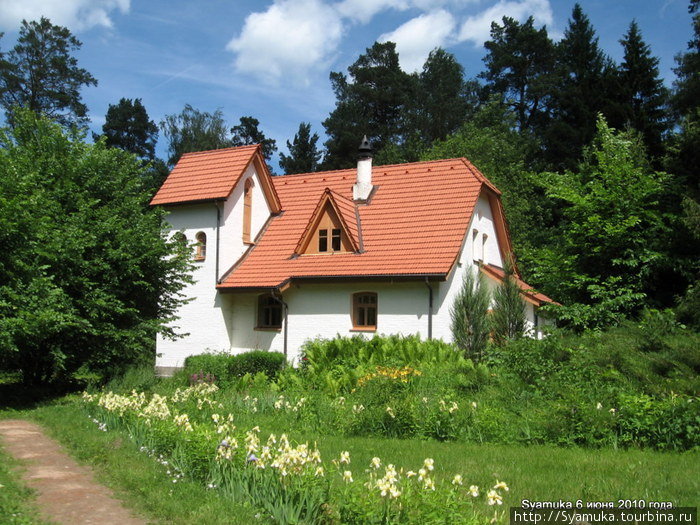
[0,3,699,382]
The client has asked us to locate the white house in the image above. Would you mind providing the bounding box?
[150,141,554,375]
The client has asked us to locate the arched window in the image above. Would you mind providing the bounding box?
[195,231,206,261]
[472,229,479,261]
[173,231,187,249]
[352,292,377,330]
[257,293,282,329]
[481,233,488,262]
[243,179,253,244]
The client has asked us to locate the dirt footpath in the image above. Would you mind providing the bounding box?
[0,419,146,525]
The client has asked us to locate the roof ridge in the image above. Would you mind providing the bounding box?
[180,144,260,157]
[277,157,470,179]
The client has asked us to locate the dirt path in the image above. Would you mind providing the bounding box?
[0,419,146,525]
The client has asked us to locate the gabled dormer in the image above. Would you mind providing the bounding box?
[295,188,361,255]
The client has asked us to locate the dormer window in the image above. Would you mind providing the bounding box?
[295,188,361,256]
[195,232,206,261]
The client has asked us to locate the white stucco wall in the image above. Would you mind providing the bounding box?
[156,204,232,369]
[156,186,550,371]
[227,281,432,363]
[156,163,273,370]
[218,165,271,279]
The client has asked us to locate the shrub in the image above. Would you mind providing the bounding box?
[183,352,231,385]
[450,270,491,362]
[490,257,526,345]
[228,351,286,379]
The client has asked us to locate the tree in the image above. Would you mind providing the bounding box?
[97,98,158,161]
[672,0,700,120]
[450,269,491,363]
[279,122,322,174]
[322,42,412,169]
[530,116,669,330]
[610,21,668,160]
[544,4,610,169]
[490,257,526,345]
[0,17,97,127]
[0,109,192,384]
[231,116,277,162]
[410,48,477,146]
[480,16,556,133]
[160,104,232,167]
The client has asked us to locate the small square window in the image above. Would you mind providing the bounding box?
[332,229,341,251]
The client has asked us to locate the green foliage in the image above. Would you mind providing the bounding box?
[230,115,277,162]
[322,41,411,169]
[450,270,491,362]
[160,104,232,166]
[531,116,669,330]
[490,258,526,345]
[279,122,322,174]
[0,17,97,127]
[228,350,286,379]
[480,15,556,132]
[97,97,158,161]
[0,109,192,384]
[184,351,286,387]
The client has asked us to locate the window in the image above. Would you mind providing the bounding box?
[257,294,282,329]
[331,229,341,251]
[195,232,206,261]
[319,229,328,252]
[243,179,253,244]
[353,292,377,330]
[472,229,479,261]
[481,233,488,262]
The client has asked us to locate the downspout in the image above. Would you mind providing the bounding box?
[271,289,289,360]
[424,278,433,340]
[215,202,222,284]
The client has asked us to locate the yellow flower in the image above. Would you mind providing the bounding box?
[423,458,434,471]
[370,457,381,469]
[315,466,325,477]
[423,478,435,491]
[342,470,353,483]
[469,485,479,497]
[452,474,463,486]
[487,490,503,505]
[493,480,509,491]
[406,470,416,478]
[340,451,350,464]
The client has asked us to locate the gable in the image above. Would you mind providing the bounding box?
[295,189,361,255]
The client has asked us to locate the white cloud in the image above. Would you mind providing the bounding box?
[227,0,343,86]
[379,10,457,72]
[336,0,408,24]
[0,0,130,31]
[457,0,554,46]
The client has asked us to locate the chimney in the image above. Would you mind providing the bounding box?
[353,135,373,201]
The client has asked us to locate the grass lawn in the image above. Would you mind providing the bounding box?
[1,396,697,524]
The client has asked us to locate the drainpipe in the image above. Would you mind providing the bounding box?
[424,278,433,340]
[271,289,289,360]
[215,202,221,284]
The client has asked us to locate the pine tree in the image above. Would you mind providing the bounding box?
[0,17,97,127]
[611,21,668,160]
[322,42,411,169]
[231,116,277,162]
[279,122,322,174]
[545,4,608,169]
[480,16,556,133]
[97,98,158,161]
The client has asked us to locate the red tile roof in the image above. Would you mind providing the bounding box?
[150,145,261,206]
[481,263,557,306]
[218,157,497,289]
[293,189,361,254]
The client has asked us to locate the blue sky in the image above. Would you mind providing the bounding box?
[0,0,693,171]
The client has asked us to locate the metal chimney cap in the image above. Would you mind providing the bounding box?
[358,135,372,158]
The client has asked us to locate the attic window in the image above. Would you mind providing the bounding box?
[332,229,341,251]
[311,210,348,254]
[243,179,253,244]
[195,232,206,261]
[319,229,328,252]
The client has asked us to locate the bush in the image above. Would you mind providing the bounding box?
[228,351,286,379]
[183,352,231,385]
